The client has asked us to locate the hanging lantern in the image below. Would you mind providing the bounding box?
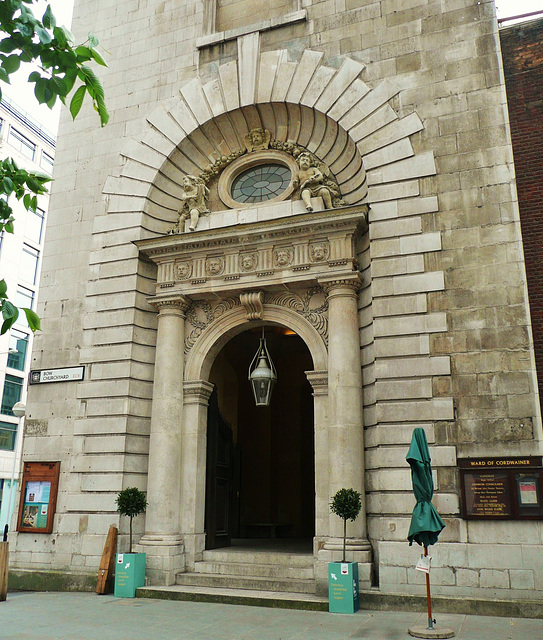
[248,330,277,407]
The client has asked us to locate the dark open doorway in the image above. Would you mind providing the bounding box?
[205,326,315,550]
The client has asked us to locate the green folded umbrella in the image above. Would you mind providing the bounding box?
[407,428,445,548]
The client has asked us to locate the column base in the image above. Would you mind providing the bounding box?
[135,535,185,586]
[315,537,373,594]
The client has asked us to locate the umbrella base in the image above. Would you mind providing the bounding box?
[408,626,455,639]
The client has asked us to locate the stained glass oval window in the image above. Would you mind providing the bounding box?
[231,164,291,204]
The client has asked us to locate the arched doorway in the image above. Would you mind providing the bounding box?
[205,325,315,550]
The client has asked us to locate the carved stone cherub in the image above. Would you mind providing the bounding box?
[244,128,271,153]
[170,175,210,233]
[292,152,342,211]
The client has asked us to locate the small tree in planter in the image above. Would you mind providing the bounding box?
[330,487,362,563]
[116,487,147,554]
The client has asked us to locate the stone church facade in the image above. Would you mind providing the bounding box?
[10,0,543,601]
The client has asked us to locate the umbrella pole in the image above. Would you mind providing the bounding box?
[424,546,434,630]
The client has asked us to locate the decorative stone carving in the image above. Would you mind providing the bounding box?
[240,291,264,321]
[292,152,343,211]
[169,175,210,233]
[150,295,191,315]
[185,297,240,352]
[205,256,225,276]
[321,278,362,295]
[309,242,329,263]
[273,247,294,268]
[266,287,329,344]
[174,261,192,280]
[244,128,271,153]
[239,252,258,272]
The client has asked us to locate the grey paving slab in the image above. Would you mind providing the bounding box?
[0,592,542,640]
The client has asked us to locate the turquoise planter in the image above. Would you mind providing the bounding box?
[114,553,146,598]
[328,561,359,613]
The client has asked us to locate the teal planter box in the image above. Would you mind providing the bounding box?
[114,553,146,598]
[328,561,359,613]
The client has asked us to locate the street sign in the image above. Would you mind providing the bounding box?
[29,366,85,384]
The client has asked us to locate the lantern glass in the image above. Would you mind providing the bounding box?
[248,335,277,407]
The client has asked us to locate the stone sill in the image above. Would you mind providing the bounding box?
[196,10,307,49]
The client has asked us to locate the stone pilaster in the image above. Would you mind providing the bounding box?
[136,294,189,585]
[179,379,214,569]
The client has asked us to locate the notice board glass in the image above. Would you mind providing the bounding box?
[17,462,60,533]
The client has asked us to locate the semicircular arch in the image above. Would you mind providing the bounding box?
[184,304,328,382]
[102,47,435,236]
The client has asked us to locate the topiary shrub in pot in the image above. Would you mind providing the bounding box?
[114,487,148,598]
[328,487,362,614]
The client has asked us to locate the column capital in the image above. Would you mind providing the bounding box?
[183,380,214,405]
[305,370,328,395]
[319,273,362,296]
[148,293,191,316]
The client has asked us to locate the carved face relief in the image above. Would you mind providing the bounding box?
[274,248,293,268]
[240,253,257,272]
[175,261,192,280]
[309,243,329,263]
[206,256,225,276]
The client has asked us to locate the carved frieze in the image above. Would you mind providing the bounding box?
[273,247,294,268]
[185,297,240,352]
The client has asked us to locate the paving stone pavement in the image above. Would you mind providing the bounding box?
[1,592,542,640]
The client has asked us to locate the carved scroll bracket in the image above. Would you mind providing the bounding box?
[240,291,264,321]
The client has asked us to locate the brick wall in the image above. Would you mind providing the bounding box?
[501,18,543,410]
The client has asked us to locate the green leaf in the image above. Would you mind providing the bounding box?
[53,25,67,48]
[75,45,92,62]
[88,33,99,48]
[1,300,18,322]
[34,77,53,104]
[0,279,7,298]
[23,307,41,332]
[0,67,10,82]
[0,39,19,54]
[4,220,14,233]
[2,54,20,74]
[79,65,104,100]
[69,84,86,120]
[28,70,41,82]
[35,25,52,45]
[2,176,14,194]
[42,5,56,30]
[95,95,109,127]
[90,48,107,67]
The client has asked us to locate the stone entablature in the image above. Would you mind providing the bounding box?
[136,205,368,298]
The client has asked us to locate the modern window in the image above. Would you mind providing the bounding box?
[25,207,45,244]
[7,127,36,160]
[15,287,34,328]
[0,422,17,451]
[40,151,54,174]
[7,330,29,371]
[1,374,23,416]
[19,244,40,285]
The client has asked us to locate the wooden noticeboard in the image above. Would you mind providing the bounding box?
[17,462,60,534]
[459,457,543,520]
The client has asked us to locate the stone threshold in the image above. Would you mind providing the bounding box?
[136,585,543,619]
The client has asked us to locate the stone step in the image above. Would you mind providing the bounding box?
[201,549,313,568]
[137,584,328,611]
[193,560,314,580]
[175,572,316,594]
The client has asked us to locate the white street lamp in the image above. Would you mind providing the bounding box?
[5,401,26,537]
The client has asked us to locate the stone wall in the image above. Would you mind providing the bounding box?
[10,0,543,600]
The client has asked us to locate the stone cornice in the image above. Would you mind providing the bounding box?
[135,205,368,260]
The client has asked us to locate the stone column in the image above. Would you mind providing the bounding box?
[320,275,371,559]
[137,294,189,585]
